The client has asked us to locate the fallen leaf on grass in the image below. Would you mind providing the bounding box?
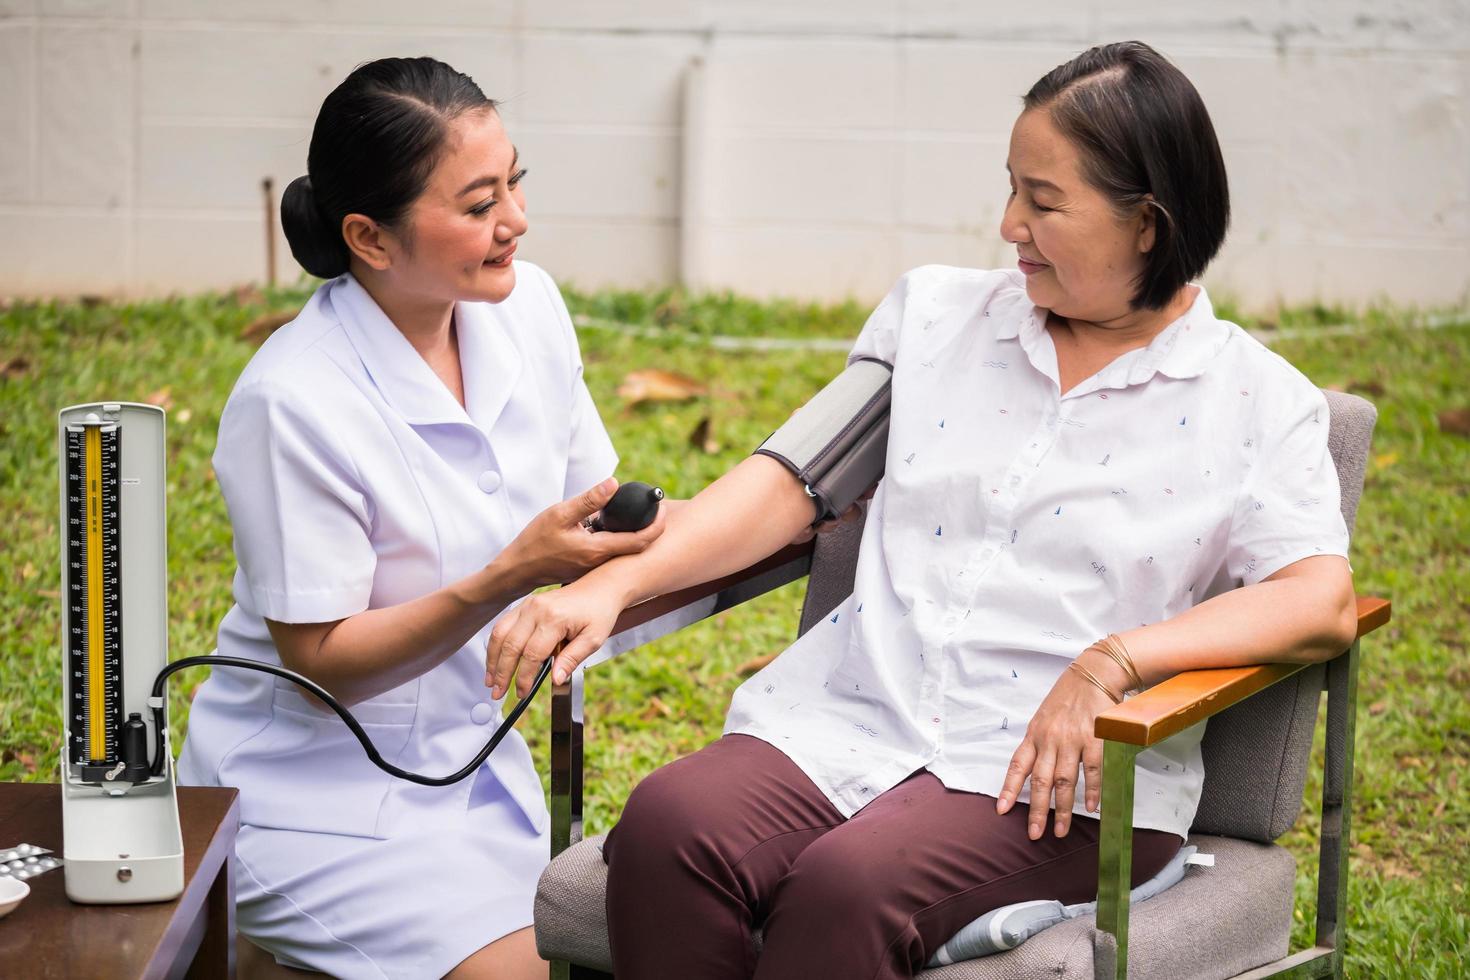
[736,653,779,675]
[144,386,174,410]
[1372,452,1398,471]
[1368,700,1388,716]
[1,355,31,379]
[1,749,39,773]
[1348,379,1387,398]
[241,311,295,346]
[229,284,267,306]
[1437,408,1470,439]
[640,696,674,721]
[37,589,59,599]
[617,368,706,408]
[689,416,722,454]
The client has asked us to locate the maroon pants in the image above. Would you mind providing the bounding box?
[603,735,1180,980]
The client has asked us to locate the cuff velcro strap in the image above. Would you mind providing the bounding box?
[754,357,892,525]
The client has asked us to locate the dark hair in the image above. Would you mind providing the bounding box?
[1024,41,1229,311]
[281,57,496,279]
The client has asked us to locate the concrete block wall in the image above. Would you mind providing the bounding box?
[1,1,1467,310]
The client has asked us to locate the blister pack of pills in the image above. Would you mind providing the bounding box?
[0,844,63,880]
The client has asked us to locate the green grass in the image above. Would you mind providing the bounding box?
[1,283,1465,976]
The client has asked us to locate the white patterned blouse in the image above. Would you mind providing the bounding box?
[725,265,1350,838]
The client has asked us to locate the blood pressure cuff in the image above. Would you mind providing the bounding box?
[754,356,892,525]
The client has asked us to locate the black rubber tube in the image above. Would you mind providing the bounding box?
[148,655,552,786]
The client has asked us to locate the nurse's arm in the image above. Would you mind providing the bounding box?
[264,555,538,706]
[266,479,669,706]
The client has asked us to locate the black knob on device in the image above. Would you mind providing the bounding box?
[120,712,153,784]
[590,481,665,533]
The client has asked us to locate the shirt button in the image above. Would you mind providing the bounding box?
[477,470,502,494]
[470,702,495,725]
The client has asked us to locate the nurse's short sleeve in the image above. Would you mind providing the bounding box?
[534,265,619,498]
[1226,382,1350,586]
[564,365,619,498]
[214,381,376,623]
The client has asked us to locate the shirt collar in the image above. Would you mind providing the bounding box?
[996,280,1233,387]
[329,273,521,431]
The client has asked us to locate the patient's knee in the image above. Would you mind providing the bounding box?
[606,762,723,872]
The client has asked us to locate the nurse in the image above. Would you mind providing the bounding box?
[177,57,664,979]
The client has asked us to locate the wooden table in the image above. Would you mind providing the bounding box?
[0,783,239,979]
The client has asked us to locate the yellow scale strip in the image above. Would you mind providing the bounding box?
[85,425,106,762]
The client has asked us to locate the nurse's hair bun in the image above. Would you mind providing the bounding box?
[281,175,351,280]
[284,57,497,281]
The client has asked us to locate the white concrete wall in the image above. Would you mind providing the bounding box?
[1,1,1467,310]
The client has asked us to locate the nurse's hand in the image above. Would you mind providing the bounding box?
[497,477,666,592]
[995,648,1130,840]
[485,578,626,699]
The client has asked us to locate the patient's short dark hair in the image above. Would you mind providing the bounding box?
[1024,41,1230,311]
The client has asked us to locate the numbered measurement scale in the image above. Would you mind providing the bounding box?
[57,402,183,903]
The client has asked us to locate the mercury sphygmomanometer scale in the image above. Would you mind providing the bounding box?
[57,402,184,904]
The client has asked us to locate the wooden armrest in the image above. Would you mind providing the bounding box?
[606,541,816,637]
[1094,595,1391,747]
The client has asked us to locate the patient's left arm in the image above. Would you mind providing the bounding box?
[998,553,1356,840]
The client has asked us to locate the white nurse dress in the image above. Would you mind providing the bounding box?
[178,262,618,978]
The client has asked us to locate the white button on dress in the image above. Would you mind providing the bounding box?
[470,702,495,725]
[478,470,502,494]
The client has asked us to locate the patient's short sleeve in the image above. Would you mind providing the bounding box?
[847,274,911,367]
[1226,382,1350,586]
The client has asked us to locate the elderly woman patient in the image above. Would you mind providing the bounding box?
[487,41,1358,979]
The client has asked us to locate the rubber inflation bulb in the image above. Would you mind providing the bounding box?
[593,482,664,533]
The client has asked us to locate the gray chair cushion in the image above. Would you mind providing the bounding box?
[535,835,615,969]
[535,835,1294,979]
[1193,661,1325,842]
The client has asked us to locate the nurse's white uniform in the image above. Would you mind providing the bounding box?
[178,262,618,978]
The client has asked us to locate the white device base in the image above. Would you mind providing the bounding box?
[62,764,184,904]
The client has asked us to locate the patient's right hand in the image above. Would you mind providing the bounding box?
[485,578,627,700]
